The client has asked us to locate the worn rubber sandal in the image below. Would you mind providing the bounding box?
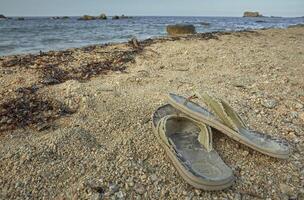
[167,93,290,159]
[151,104,234,190]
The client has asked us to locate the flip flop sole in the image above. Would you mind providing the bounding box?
[151,104,234,190]
[168,96,289,159]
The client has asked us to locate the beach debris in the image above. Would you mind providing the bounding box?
[243,11,263,17]
[167,24,196,35]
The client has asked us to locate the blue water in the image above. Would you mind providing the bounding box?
[0,16,303,56]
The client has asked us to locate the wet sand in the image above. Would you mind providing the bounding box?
[0,27,303,199]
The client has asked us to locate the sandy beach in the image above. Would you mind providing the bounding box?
[0,27,303,199]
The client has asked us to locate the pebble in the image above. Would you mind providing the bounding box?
[150,174,158,182]
[242,150,249,156]
[134,184,145,195]
[115,191,124,199]
[109,184,119,194]
[299,112,304,122]
[279,183,294,195]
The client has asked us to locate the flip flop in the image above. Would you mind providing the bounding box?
[151,104,234,190]
[167,93,290,159]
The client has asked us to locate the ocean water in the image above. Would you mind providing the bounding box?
[0,16,303,56]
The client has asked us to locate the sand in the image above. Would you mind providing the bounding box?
[0,27,303,199]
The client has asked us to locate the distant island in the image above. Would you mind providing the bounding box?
[243,11,263,17]
[78,13,131,20]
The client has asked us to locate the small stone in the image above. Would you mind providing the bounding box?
[109,183,119,194]
[242,150,249,156]
[194,189,201,196]
[150,174,157,182]
[288,132,297,139]
[279,183,293,195]
[295,102,304,109]
[134,184,145,195]
[91,193,102,200]
[41,77,60,85]
[115,191,124,199]
[298,193,304,200]
[262,99,278,109]
[299,112,304,122]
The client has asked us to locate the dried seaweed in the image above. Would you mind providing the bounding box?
[0,86,73,132]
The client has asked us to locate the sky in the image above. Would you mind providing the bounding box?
[0,0,303,17]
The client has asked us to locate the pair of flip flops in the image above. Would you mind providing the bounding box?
[151,93,290,190]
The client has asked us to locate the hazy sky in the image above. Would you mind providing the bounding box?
[0,0,303,17]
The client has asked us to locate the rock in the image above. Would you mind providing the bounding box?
[134,184,145,195]
[0,14,7,19]
[243,11,262,17]
[115,191,124,199]
[17,17,25,20]
[98,13,107,20]
[108,183,119,194]
[78,15,97,20]
[41,77,60,85]
[298,193,304,200]
[242,150,249,156]
[299,112,304,122]
[120,14,131,19]
[256,20,266,23]
[200,22,210,26]
[112,15,120,20]
[262,99,278,109]
[279,183,294,195]
[87,180,104,193]
[166,24,196,35]
[91,193,103,200]
[150,174,157,182]
[51,16,69,20]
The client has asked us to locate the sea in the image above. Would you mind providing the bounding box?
[0,16,303,56]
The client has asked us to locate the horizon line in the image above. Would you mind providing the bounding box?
[2,14,303,18]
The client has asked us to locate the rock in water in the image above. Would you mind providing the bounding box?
[200,22,210,26]
[243,11,262,17]
[0,14,7,19]
[112,15,120,20]
[78,15,97,20]
[17,17,25,20]
[98,13,107,20]
[166,24,196,35]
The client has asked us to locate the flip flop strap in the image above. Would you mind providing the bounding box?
[157,115,213,152]
[200,93,246,131]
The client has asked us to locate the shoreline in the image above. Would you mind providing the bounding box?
[1,24,303,58]
[0,26,303,199]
